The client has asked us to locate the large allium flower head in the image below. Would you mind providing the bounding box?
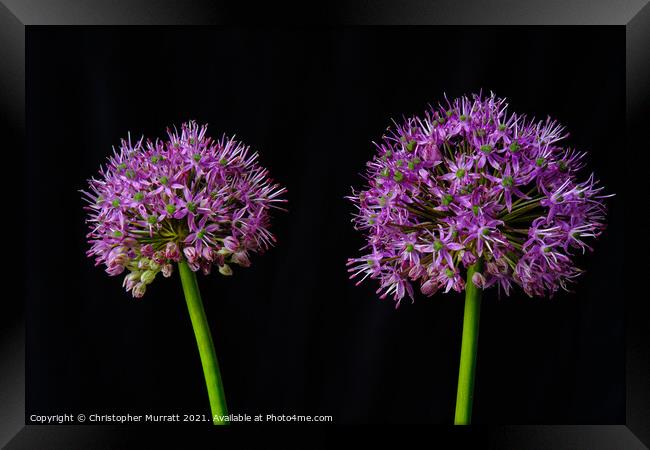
[83,121,287,297]
[348,92,611,307]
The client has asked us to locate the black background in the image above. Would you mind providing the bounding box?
[26,26,624,424]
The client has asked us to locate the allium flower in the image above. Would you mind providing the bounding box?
[348,92,610,306]
[83,121,287,297]
[82,120,286,425]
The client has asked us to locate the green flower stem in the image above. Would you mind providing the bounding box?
[454,258,483,425]
[178,260,228,425]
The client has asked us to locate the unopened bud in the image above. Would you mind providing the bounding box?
[421,279,439,296]
[132,282,147,298]
[471,272,486,288]
[218,264,233,276]
[161,264,173,278]
[165,242,180,261]
[232,251,251,267]
[123,271,141,290]
[223,236,239,253]
[106,263,125,276]
[140,270,156,285]
[183,246,198,263]
[152,251,166,264]
[111,253,129,266]
[202,247,213,262]
[461,251,477,266]
[408,265,425,279]
[140,244,154,257]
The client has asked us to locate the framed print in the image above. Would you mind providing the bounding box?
[1,1,648,448]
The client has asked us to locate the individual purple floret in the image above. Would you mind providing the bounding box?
[348,93,610,306]
[83,121,287,298]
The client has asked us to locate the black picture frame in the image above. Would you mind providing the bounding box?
[1,1,647,447]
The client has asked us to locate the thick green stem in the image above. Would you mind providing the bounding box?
[454,258,483,425]
[178,260,228,425]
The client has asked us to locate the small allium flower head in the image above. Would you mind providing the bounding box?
[348,93,611,306]
[83,121,287,297]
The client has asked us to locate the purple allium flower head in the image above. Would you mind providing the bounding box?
[83,121,287,297]
[348,93,611,306]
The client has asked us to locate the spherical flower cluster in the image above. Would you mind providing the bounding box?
[83,121,287,298]
[348,93,610,306]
